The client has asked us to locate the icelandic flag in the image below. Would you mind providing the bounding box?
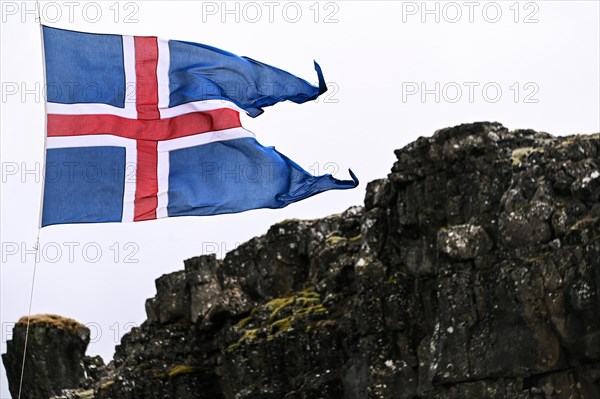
[40,26,358,227]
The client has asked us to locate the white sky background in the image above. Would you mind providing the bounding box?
[0,0,599,396]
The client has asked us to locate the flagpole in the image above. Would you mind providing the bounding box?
[17,1,46,397]
[36,1,48,231]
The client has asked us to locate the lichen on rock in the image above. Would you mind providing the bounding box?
[4,122,600,399]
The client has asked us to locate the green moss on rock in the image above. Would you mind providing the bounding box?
[17,314,87,336]
[227,287,327,351]
[167,365,199,378]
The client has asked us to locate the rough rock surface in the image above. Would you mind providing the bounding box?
[4,122,600,398]
[2,315,94,399]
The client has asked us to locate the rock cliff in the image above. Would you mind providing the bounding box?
[4,122,600,398]
[2,315,97,398]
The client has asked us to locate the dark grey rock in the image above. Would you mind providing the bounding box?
[437,224,493,260]
[2,315,91,399]
[4,123,600,399]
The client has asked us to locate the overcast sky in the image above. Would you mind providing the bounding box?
[1,1,599,397]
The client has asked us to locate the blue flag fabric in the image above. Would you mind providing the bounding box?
[41,26,357,226]
[168,40,328,117]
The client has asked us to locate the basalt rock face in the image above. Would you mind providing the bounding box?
[2,315,94,399]
[5,122,600,399]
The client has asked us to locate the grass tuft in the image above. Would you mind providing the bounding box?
[17,314,86,335]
